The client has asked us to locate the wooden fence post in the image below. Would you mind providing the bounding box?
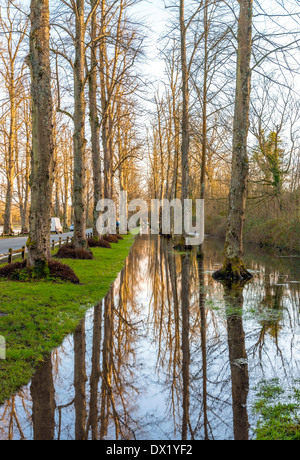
[52,240,55,251]
[8,249,12,264]
[22,246,25,261]
[59,237,62,248]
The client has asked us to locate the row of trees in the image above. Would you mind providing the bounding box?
[1,0,299,276]
[146,0,300,277]
[0,0,144,270]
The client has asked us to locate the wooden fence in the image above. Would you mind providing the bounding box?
[0,246,26,264]
[50,233,93,251]
[0,233,94,264]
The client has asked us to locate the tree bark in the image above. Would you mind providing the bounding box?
[3,88,15,235]
[213,0,253,281]
[27,0,54,271]
[198,0,208,257]
[89,0,102,237]
[73,0,87,248]
[174,0,190,251]
[180,0,190,239]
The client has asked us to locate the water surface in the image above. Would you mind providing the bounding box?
[0,235,299,440]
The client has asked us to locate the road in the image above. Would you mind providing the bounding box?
[0,229,92,256]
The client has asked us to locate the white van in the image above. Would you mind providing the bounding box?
[51,217,63,234]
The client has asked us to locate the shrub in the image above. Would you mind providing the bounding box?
[55,244,94,260]
[48,260,80,284]
[103,234,119,244]
[87,238,111,249]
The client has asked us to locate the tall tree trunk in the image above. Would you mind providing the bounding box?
[27,0,54,271]
[174,0,190,250]
[198,0,208,256]
[4,87,15,235]
[89,0,102,237]
[213,0,253,281]
[100,0,111,202]
[73,0,87,248]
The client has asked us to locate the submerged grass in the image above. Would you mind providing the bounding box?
[0,234,135,404]
[253,379,300,440]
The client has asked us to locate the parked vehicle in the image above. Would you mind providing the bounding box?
[69,223,74,232]
[51,218,63,234]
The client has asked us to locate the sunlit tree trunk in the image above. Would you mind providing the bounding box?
[213,0,253,280]
[27,0,54,270]
[73,0,87,248]
[198,0,208,256]
[89,0,102,237]
[0,5,28,235]
[100,0,110,201]
[3,89,15,235]
[180,0,190,246]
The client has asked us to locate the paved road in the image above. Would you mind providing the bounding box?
[0,229,92,256]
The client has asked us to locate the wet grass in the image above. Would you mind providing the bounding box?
[253,379,300,440]
[0,234,135,404]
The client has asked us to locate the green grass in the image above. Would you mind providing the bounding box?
[253,379,300,440]
[0,234,135,404]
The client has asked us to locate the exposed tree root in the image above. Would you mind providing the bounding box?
[213,257,253,282]
[173,236,193,252]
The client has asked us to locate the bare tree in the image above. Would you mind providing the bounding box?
[27,0,54,271]
[213,0,254,281]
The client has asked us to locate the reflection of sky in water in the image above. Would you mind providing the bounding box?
[0,236,299,440]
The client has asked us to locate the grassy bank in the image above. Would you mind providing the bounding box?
[206,212,300,254]
[0,234,135,404]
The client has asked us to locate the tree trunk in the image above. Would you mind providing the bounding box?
[213,0,253,281]
[89,0,102,238]
[73,0,87,248]
[180,0,190,241]
[4,91,15,235]
[198,0,208,257]
[27,0,54,272]
[174,0,190,251]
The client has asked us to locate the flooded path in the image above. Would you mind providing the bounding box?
[0,235,299,440]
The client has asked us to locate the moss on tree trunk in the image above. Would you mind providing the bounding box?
[213,256,253,281]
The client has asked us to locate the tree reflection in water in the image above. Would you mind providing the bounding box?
[223,281,249,441]
[0,235,299,440]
